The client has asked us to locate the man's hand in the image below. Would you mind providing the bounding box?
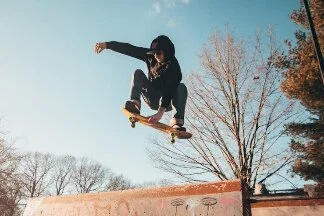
[148,107,166,124]
[94,42,106,54]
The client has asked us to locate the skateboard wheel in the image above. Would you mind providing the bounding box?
[170,133,176,143]
[131,122,136,128]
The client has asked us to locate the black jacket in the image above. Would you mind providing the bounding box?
[105,41,182,108]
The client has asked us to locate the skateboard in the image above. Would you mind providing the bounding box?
[122,108,192,143]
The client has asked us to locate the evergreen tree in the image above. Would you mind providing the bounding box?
[274,0,324,190]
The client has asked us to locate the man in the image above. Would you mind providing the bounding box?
[94,35,187,131]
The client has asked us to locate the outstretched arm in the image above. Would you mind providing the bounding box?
[94,41,149,61]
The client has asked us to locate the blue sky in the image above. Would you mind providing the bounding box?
[0,0,301,185]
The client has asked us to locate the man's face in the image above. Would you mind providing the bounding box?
[154,51,164,63]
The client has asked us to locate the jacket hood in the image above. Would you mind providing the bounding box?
[148,35,175,60]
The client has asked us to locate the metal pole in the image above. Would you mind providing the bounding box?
[303,0,324,84]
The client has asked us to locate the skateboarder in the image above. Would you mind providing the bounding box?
[94,35,187,131]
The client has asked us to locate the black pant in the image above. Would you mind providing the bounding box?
[130,69,187,120]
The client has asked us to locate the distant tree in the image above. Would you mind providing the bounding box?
[0,137,23,216]
[19,152,54,198]
[71,157,108,194]
[134,179,174,189]
[105,173,133,191]
[274,0,324,191]
[148,28,303,188]
[51,155,76,195]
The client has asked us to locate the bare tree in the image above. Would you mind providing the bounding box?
[71,157,108,194]
[105,173,133,191]
[51,155,76,195]
[148,29,304,188]
[0,137,23,216]
[19,152,54,198]
[134,178,174,189]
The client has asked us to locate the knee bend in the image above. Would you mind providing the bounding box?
[133,69,144,78]
[178,83,188,95]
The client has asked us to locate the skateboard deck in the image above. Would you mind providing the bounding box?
[122,108,192,143]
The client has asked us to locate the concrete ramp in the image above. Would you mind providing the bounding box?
[23,179,249,216]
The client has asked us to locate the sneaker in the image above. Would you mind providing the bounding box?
[125,100,140,114]
[169,118,186,131]
[172,124,187,132]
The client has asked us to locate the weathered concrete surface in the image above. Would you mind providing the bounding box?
[23,179,249,216]
[251,198,324,216]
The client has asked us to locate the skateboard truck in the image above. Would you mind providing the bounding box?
[170,133,176,143]
[129,117,137,128]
